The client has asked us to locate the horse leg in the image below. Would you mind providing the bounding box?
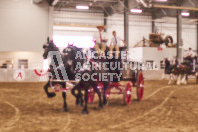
[71,83,80,106]
[196,72,198,84]
[181,74,187,85]
[168,75,172,85]
[185,74,188,84]
[62,92,68,112]
[93,85,103,109]
[82,89,89,114]
[44,80,56,98]
[78,89,84,107]
[177,74,181,85]
[102,82,108,105]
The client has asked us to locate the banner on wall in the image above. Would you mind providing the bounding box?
[13,70,25,81]
[0,69,8,82]
[33,69,48,81]
[0,69,48,82]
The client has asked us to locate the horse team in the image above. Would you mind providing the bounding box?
[42,39,198,114]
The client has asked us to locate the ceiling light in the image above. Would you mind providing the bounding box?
[155,0,167,2]
[76,5,89,10]
[181,12,190,16]
[130,9,142,13]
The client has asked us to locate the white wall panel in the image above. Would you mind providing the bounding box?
[0,0,49,52]
[107,14,152,48]
[54,11,104,26]
[53,11,197,51]
[0,52,43,69]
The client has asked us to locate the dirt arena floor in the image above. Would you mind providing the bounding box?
[0,80,198,132]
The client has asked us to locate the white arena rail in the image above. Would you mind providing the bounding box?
[0,69,48,82]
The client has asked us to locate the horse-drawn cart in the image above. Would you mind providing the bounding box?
[43,43,144,114]
[87,69,144,105]
[50,60,145,106]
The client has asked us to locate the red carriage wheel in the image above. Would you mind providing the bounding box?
[136,71,144,101]
[87,89,95,104]
[105,87,111,100]
[123,82,132,105]
[102,85,111,100]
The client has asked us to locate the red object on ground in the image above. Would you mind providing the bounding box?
[137,72,144,101]
[157,47,163,51]
[123,82,132,105]
[87,89,95,103]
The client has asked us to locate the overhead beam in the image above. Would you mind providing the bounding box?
[99,4,110,16]
[104,12,108,32]
[197,22,198,54]
[136,0,148,8]
[152,14,155,33]
[177,10,182,61]
[124,0,129,49]
[161,9,167,16]
[52,0,59,6]
[187,0,195,7]
[119,0,128,10]
[153,4,198,11]
[110,5,116,13]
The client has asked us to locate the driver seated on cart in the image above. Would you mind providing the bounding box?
[93,25,108,58]
[109,31,126,59]
[184,47,194,62]
[106,31,126,82]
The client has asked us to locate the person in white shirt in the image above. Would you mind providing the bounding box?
[93,25,108,55]
[109,31,126,58]
[184,48,194,61]
[184,48,194,59]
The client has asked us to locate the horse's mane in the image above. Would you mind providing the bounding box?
[62,45,86,72]
[49,41,59,51]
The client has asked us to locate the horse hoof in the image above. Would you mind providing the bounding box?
[62,108,68,112]
[103,101,108,106]
[47,92,56,98]
[75,100,80,106]
[80,102,84,107]
[81,110,89,114]
[98,106,103,110]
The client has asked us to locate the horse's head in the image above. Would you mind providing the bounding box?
[43,40,59,59]
[164,58,170,68]
[61,45,77,68]
[172,65,187,75]
[63,44,76,56]
[62,45,85,72]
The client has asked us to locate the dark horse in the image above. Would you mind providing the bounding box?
[43,40,81,112]
[63,45,110,114]
[43,40,110,114]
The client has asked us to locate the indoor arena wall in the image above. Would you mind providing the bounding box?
[0,0,49,52]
